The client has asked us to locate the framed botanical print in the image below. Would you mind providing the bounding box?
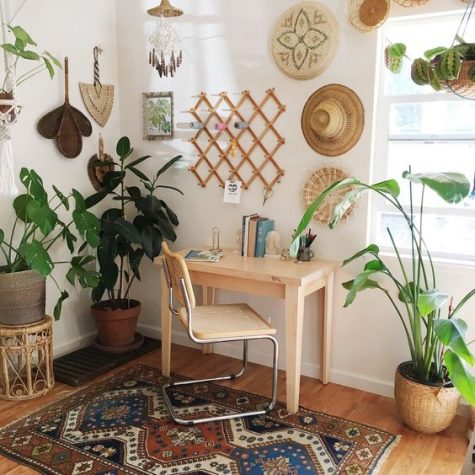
[143,92,174,140]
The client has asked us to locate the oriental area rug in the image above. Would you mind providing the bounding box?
[0,365,398,474]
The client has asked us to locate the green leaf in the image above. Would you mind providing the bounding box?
[293,177,362,241]
[13,194,34,222]
[116,136,131,157]
[18,50,40,61]
[103,171,124,192]
[73,209,100,247]
[53,291,69,321]
[129,248,144,280]
[389,43,406,59]
[61,226,77,253]
[403,171,470,204]
[112,217,142,244]
[141,225,162,260]
[27,201,58,236]
[14,38,26,51]
[128,166,149,182]
[125,155,152,169]
[72,189,86,212]
[160,200,179,226]
[44,51,62,68]
[329,188,362,228]
[18,240,53,277]
[136,195,161,220]
[19,168,47,204]
[343,271,386,307]
[155,211,176,241]
[85,190,108,209]
[98,234,118,272]
[155,185,184,195]
[398,282,416,304]
[9,25,36,46]
[424,46,447,60]
[1,43,18,55]
[444,350,475,406]
[371,179,401,198]
[43,57,54,78]
[342,244,380,267]
[92,283,106,303]
[364,259,385,271]
[417,289,448,317]
[435,319,475,366]
[155,155,182,177]
[52,185,69,210]
[0,229,4,245]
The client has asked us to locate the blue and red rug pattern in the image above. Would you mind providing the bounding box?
[0,365,398,474]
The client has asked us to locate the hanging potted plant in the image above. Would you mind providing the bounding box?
[0,168,101,324]
[85,136,182,351]
[293,170,475,433]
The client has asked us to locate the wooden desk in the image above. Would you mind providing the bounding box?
[155,250,338,414]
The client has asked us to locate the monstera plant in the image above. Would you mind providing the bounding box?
[85,136,182,350]
[293,170,475,433]
[0,168,100,324]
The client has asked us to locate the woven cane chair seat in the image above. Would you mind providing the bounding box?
[178,303,276,340]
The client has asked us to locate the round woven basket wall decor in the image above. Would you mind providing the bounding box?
[393,0,429,7]
[303,167,356,224]
[272,1,339,80]
[348,0,391,32]
[301,83,365,157]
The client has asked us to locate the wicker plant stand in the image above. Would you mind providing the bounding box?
[0,316,54,400]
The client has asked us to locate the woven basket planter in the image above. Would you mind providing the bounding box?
[0,270,46,326]
[394,362,460,434]
[443,60,475,99]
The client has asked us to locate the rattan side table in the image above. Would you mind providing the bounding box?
[0,316,54,400]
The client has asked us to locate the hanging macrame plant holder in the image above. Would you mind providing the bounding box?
[0,0,20,197]
[445,0,475,99]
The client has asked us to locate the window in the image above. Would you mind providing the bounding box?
[372,12,475,262]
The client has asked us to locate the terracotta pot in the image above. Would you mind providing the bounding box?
[394,361,460,434]
[0,270,46,326]
[91,299,141,347]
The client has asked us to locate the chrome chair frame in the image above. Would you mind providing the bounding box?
[161,260,279,426]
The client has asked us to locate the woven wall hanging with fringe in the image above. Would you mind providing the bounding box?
[348,0,391,32]
[272,1,338,80]
[303,167,356,224]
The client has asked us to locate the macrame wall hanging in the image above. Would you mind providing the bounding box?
[0,0,22,197]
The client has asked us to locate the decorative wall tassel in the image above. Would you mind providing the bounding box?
[0,128,18,197]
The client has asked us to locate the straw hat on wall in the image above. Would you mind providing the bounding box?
[301,84,365,157]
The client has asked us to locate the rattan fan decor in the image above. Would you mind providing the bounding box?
[303,167,356,224]
[348,0,391,32]
[393,0,429,6]
[272,1,339,80]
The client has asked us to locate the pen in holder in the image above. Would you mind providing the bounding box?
[297,229,316,262]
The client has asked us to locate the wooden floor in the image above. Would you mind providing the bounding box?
[0,344,468,474]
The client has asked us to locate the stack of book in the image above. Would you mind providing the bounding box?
[241,215,274,257]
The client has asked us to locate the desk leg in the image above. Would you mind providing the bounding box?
[161,273,171,377]
[285,285,305,414]
[202,286,215,355]
[321,272,334,384]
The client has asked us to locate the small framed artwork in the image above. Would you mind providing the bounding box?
[143,92,174,140]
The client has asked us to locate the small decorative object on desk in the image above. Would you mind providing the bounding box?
[264,230,281,258]
[210,226,221,253]
[185,250,223,262]
[297,229,316,262]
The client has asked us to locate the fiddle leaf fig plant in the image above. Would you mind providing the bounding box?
[293,170,475,405]
[0,168,101,320]
[0,24,61,93]
[86,136,183,309]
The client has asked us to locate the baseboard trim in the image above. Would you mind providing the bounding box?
[54,331,97,358]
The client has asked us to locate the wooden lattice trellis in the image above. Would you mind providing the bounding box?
[188,89,286,192]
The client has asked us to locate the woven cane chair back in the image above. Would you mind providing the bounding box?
[161,242,196,309]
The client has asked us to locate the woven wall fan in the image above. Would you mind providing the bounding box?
[348,0,391,32]
[393,0,429,6]
[303,167,356,224]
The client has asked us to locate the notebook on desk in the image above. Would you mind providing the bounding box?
[184,250,223,262]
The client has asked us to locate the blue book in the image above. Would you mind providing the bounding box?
[255,219,274,257]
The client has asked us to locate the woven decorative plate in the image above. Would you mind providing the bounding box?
[393,0,429,6]
[348,0,391,32]
[303,167,356,224]
[272,1,338,80]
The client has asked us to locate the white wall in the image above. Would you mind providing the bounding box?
[2,0,470,398]
[0,0,121,354]
[113,0,475,398]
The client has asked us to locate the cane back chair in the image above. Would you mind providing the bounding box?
[161,242,279,426]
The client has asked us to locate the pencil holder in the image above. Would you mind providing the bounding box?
[297,247,314,262]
